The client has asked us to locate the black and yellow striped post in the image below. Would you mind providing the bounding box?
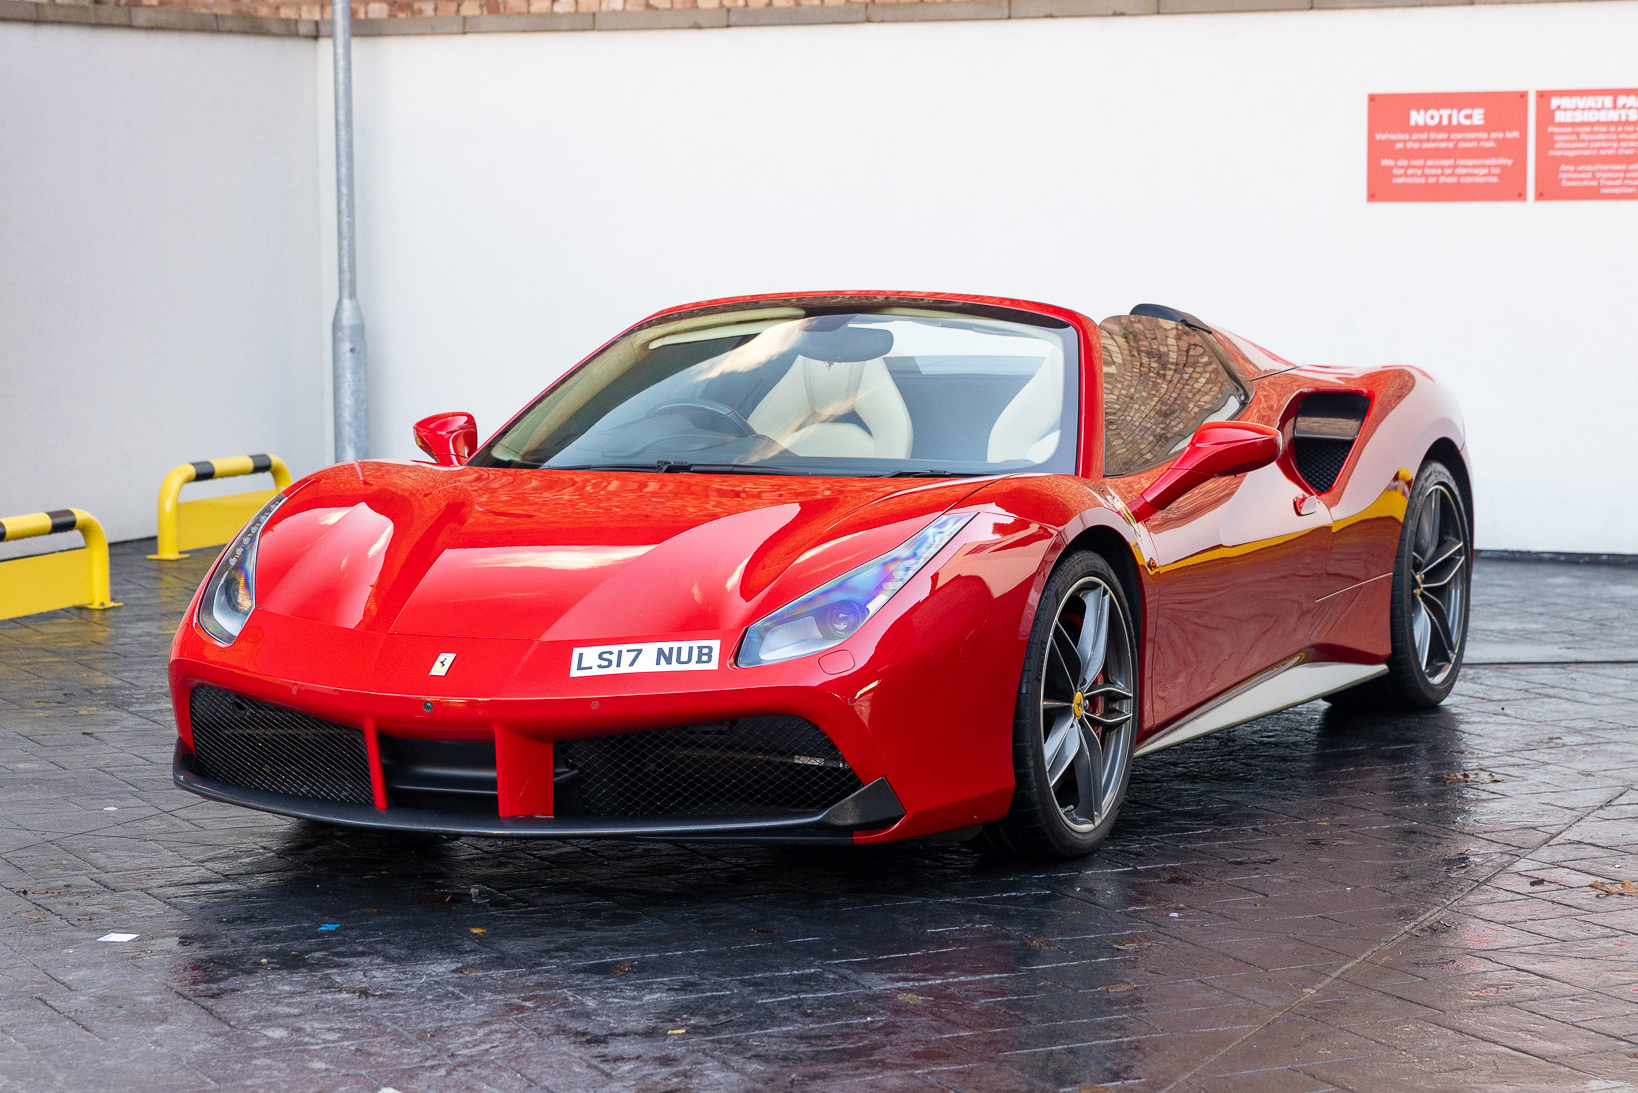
[150,454,292,561]
[0,509,121,620]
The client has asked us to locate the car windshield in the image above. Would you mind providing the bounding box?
[474,306,1080,477]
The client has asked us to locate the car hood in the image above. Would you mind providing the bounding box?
[253,461,993,641]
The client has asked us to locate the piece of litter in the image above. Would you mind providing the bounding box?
[1591,880,1637,897]
[469,927,487,935]
[1168,912,1180,918]
[102,807,117,812]
[379,1087,404,1093]
[667,1029,686,1035]
[97,933,138,943]
[319,924,339,931]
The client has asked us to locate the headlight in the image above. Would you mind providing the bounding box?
[737,513,973,667]
[197,494,287,645]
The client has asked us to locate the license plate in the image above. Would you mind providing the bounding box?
[569,640,722,677]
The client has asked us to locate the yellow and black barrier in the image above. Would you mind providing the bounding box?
[151,454,292,561]
[0,509,121,620]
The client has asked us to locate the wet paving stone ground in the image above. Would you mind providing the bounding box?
[2,546,1636,1092]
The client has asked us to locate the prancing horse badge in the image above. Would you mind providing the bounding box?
[429,652,457,676]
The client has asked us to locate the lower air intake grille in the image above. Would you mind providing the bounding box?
[1293,436,1354,494]
[188,685,374,806]
[556,716,861,818]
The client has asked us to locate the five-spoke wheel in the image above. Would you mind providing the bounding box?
[980,551,1138,859]
[1329,458,1471,710]
[1040,576,1135,831]
[1407,479,1468,686]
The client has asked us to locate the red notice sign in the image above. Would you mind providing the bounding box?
[1536,89,1638,200]
[1368,92,1527,202]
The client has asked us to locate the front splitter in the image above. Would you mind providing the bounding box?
[172,741,904,843]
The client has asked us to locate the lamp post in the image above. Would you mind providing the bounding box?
[331,0,369,463]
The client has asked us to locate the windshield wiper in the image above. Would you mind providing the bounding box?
[550,461,810,476]
[883,469,974,478]
[671,462,811,476]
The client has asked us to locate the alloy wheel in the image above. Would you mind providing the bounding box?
[1039,577,1136,832]
[1408,482,1469,685]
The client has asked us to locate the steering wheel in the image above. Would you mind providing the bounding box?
[650,398,757,439]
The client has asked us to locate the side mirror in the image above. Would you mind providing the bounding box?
[413,411,478,466]
[1128,421,1282,522]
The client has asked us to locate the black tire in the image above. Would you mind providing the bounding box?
[1327,459,1471,710]
[977,552,1139,860]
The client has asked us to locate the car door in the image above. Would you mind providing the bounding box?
[1097,315,1335,732]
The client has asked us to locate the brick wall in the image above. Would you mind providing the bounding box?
[10,0,1582,31]
[29,0,989,19]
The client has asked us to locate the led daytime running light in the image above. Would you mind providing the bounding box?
[197,494,286,645]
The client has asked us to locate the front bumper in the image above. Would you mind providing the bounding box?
[169,565,1024,842]
[173,740,904,842]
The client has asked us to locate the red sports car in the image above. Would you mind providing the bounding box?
[170,292,1471,858]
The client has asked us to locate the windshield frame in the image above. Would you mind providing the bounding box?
[468,292,1104,479]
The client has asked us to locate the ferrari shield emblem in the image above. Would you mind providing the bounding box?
[429,652,457,676]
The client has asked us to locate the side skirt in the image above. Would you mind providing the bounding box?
[1133,658,1387,757]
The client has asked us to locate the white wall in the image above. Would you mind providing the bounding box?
[337,2,1638,553]
[0,23,324,552]
[5,8,1633,555]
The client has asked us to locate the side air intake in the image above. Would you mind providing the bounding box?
[1291,392,1369,494]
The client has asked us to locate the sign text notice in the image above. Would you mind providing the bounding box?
[1368,91,1528,202]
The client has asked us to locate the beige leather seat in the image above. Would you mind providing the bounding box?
[986,344,1064,464]
[748,356,913,459]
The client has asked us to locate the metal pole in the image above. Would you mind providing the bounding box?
[331,0,369,462]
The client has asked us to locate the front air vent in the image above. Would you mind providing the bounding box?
[188,685,374,805]
[1291,392,1369,494]
[556,716,862,818]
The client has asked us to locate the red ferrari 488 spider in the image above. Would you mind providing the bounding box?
[170,292,1471,858]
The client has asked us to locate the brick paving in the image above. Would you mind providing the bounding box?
[1,545,1636,1092]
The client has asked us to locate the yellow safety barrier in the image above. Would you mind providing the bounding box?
[0,509,122,620]
[151,454,292,560]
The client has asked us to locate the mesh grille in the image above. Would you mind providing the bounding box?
[556,716,861,818]
[1293,436,1354,494]
[188,685,374,805]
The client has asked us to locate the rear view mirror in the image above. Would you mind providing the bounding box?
[1128,421,1281,522]
[413,412,478,466]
